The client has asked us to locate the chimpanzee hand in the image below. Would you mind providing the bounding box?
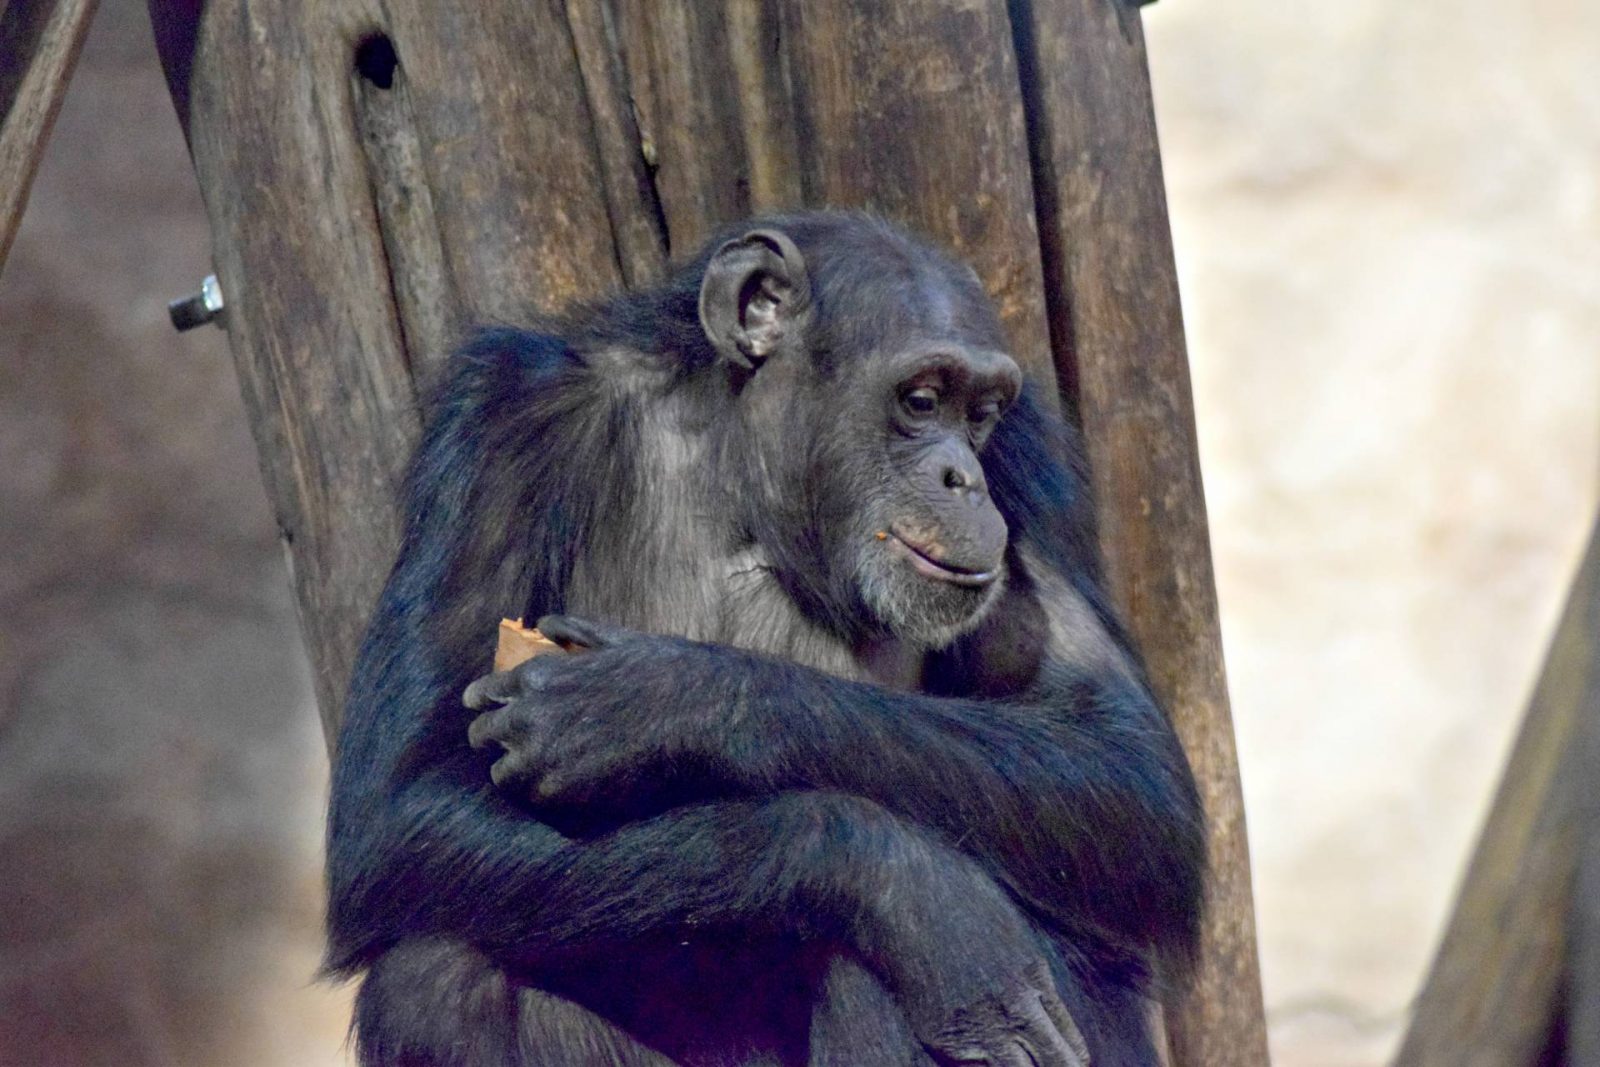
[881,902,1090,1067]
[464,614,724,819]
[914,960,1090,1067]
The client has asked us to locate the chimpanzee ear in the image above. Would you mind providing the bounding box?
[698,228,812,371]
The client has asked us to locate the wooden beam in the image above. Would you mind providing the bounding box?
[1009,1,1270,1062]
[1396,510,1600,1067]
[1574,459,1600,1067]
[610,1,770,257]
[563,0,667,288]
[181,0,419,742]
[1574,753,1600,1066]
[176,0,625,741]
[0,0,99,276]
[776,0,1056,387]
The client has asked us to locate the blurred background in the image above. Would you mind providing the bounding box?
[0,1,1595,1064]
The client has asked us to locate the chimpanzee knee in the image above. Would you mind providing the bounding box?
[355,940,522,1067]
[358,939,676,1067]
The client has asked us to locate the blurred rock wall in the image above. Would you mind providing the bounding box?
[1145,1,1600,1063]
[0,4,350,1065]
[0,2,1595,1066]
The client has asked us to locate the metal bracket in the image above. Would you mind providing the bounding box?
[168,273,224,331]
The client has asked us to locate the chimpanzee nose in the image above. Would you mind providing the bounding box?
[941,459,987,497]
[929,439,989,501]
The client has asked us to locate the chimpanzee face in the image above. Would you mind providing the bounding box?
[700,222,1022,647]
[836,339,1021,646]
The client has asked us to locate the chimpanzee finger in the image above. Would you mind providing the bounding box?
[488,744,550,791]
[531,765,582,805]
[463,670,522,710]
[1014,992,1086,1067]
[467,707,513,750]
[1001,1044,1036,1067]
[536,614,633,650]
[935,1041,1028,1067]
[1033,988,1090,1067]
[469,704,560,797]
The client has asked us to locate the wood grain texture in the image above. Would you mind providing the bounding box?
[351,41,460,389]
[1575,586,1600,1067]
[776,0,1055,387]
[564,0,666,287]
[377,4,621,324]
[0,0,98,275]
[1575,735,1600,1067]
[612,0,780,254]
[720,0,803,215]
[178,1,635,741]
[183,0,420,742]
[610,0,1053,384]
[1010,1,1270,1062]
[1396,512,1600,1067]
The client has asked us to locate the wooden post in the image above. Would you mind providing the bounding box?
[1395,510,1600,1067]
[1010,2,1271,1061]
[0,0,100,275]
[167,0,623,733]
[1574,712,1600,1067]
[156,0,1267,1057]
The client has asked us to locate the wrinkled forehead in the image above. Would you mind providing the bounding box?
[807,238,1009,366]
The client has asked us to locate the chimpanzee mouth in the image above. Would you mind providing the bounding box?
[886,528,998,588]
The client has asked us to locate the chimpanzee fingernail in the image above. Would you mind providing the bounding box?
[463,677,509,709]
[467,712,496,749]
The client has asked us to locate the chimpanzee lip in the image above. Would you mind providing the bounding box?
[887,528,998,588]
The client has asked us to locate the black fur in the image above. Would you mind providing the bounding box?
[327,212,1205,1067]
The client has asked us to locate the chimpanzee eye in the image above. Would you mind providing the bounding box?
[970,400,1000,425]
[901,387,940,418]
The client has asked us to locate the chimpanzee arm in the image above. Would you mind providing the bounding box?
[469,617,1201,976]
[333,597,1087,1063]
[466,393,1205,974]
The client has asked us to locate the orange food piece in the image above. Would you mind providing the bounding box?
[494,617,566,672]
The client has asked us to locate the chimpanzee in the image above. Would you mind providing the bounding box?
[325,211,1205,1067]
